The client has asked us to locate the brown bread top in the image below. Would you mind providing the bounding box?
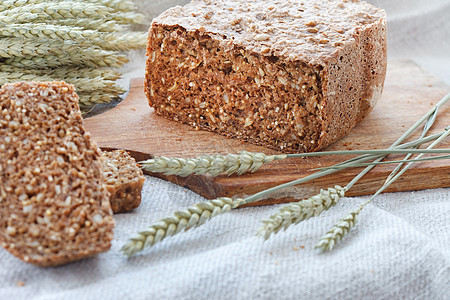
[102,150,145,213]
[153,0,385,64]
[0,81,114,267]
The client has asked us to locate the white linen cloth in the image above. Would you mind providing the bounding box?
[1,0,449,299]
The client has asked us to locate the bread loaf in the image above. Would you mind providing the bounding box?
[0,82,114,267]
[145,0,387,152]
[102,150,145,213]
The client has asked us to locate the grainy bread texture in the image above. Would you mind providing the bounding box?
[102,150,145,213]
[0,81,114,267]
[145,0,387,152]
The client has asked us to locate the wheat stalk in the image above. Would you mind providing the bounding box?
[142,148,449,177]
[317,154,450,169]
[0,64,122,81]
[0,0,136,13]
[315,210,359,252]
[121,197,245,256]
[0,2,113,20]
[0,4,145,25]
[315,125,450,252]
[0,38,129,67]
[257,186,347,240]
[141,151,287,177]
[0,23,146,51]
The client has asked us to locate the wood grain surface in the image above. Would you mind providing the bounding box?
[85,60,450,206]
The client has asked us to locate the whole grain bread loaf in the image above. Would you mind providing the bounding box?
[145,0,387,152]
[0,81,114,267]
[101,150,145,213]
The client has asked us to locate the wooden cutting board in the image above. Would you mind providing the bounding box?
[85,60,450,206]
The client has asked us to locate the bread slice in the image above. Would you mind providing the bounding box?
[101,150,145,213]
[145,0,387,152]
[0,81,114,267]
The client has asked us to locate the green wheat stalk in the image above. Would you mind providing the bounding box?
[315,127,450,252]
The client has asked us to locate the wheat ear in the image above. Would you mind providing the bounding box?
[0,0,48,12]
[314,210,359,252]
[0,64,122,81]
[0,38,128,67]
[141,151,287,177]
[4,51,128,69]
[0,2,113,20]
[0,24,146,51]
[257,186,347,240]
[121,197,245,256]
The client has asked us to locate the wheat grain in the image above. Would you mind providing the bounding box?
[121,197,245,256]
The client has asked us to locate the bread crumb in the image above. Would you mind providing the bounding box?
[17,281,25,287]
